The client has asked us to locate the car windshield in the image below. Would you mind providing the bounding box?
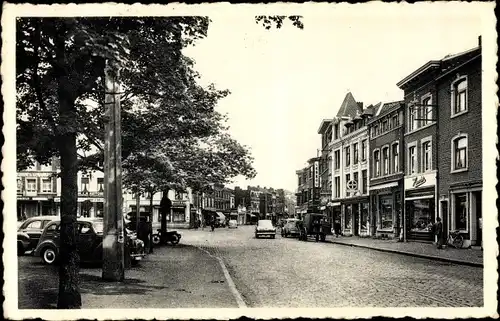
[258,220,273,228]
[92,221,103,234]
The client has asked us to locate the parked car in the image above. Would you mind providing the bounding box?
[281,218,300,238]
[17,215,59,255]
[228,219,238,229]
[255,220,276,239]
[34,218,146,265]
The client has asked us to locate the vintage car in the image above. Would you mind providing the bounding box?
[298,213,332,242]
[34,218,146,265]
[255,220,276,239]
[228,219,238,229]
[281,218,300,238]
[17,215,59,255]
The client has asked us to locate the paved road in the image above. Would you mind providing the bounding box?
[184,225,483,308]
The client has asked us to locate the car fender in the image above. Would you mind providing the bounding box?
[17,232,30,247]
[34,240,58,257]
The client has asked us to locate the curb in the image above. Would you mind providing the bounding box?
[328,240,483,268]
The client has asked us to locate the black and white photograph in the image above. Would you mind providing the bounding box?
[2,2,498,320]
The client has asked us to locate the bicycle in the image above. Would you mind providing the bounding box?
[447,230,464,249]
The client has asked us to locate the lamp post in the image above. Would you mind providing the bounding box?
[102,62,125,281]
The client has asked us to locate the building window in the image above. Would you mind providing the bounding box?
[353,143,359,164]
[392,143,399,173]
[97,177,104,192]
[392,114,399,128]
[26,178,37,193]
[454,193,468,231]
[334,150,340,170]
[452,78,468,115]
[345,147,351,167]
[422,96,433,125]
[453,136,468,170]
[409,146,416,174]
[334,177,340,198]
[422,141,431,172]
[42,178,52,193]
[380,195,393,230]
[353,172,359,192]
[382,147,389,175]
[374,125,379,137]
[382,120,388,132]
[362,170,367,194]
[374,150,380,177]
[81,177,89,193]
[345,174,351,195]
[17,178,22,194]
[334,124,340,140]
[344,204,352,229]
[361,140,367,161]
[409,106,419,131]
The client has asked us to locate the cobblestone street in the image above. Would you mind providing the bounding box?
[184,226,483,308]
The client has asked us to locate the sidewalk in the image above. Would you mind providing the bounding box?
[327,236,483,267]
[81,244,238,308]
[18,244,239,309]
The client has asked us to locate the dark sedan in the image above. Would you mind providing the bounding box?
[17,216,59,255]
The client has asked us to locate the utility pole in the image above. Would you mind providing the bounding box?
[102,62,125,281]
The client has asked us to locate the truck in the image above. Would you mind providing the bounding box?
[298,213,332,242]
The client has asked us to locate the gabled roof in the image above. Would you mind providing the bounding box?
[317,119,333,134]
[335,92,363,119]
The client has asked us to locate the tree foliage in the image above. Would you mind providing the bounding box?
[255,15,304,30]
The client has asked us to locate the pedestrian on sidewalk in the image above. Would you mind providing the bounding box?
[334,220,342,238]
[434,217,443,249]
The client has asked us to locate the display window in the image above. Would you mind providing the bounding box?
[361,202,369,230]
[344,205,352,229]
[408,199,434,232]
[379,195,393,229]
[454,193,467,231]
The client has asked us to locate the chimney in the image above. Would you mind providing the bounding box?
[357,102,363,109]
[478,35,482,47]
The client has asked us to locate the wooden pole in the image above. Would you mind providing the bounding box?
[102,62,125,281]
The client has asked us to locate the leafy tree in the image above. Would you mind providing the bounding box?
[16,16,240,309]
[255,15,304,30]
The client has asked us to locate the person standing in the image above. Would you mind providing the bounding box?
[434,216,443,249]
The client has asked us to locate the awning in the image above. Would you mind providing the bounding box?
[405,195,434,201]
[370,181,399,191]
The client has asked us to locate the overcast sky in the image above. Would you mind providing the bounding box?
[183,5,487,192]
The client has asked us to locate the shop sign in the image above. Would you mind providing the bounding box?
[172,200,186,207]
[18,172,54,178]
[314,161,319,188]
[404,172,436,190]
[17,196,31,201]
[346,180,358,192]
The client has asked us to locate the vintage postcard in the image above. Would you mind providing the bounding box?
[2,2,498,320]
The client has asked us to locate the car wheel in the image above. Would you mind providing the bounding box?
[42,247,57,265]
[170,235,180,245]
[152,234,161,245]
[17,242,25,256]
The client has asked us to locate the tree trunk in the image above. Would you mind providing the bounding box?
[56,91,81,309]
[149,190,155,254]
[160,188,171,243]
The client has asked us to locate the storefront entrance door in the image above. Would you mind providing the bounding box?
[352,203,359,236]
[475,192,482,246]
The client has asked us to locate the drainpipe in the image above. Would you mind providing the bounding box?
[402,102,407,242]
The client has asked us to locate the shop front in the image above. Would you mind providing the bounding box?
[18,197,56,219]
[369,179,403,239]
[169,200,190,229]
[340,197,369,236]
[404,172,437,242]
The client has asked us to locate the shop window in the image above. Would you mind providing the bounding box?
[42,178,52,193]
[26,178,37,193]
[361,203,369,230]
[353,172,359,192]
[353,143,358,164]
[409,199,435,232]
[452,135,468,171]
[452,77,468,115]
[382,147,389,175]
[392,143,399,173]
[373,150,380,177]
[454,193,468,231]
[172,208,185,222]
[344,205,352,229]
[345,146,351,167]
[17,178,23,194]
[380,196,393,230]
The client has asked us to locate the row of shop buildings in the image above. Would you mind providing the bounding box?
[296,38,482,248]
[16,162,238,229]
